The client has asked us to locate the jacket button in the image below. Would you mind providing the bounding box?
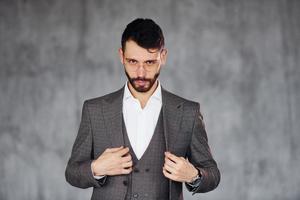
[123,180,127,186]
[133,168,139,173]
[133,193,138,198]
[145,168,150,172]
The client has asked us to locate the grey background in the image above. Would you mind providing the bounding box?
[0,0,299,200]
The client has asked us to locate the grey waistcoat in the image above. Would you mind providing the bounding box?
[122,110,169,200]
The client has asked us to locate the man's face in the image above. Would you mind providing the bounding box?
[119,40,167,93]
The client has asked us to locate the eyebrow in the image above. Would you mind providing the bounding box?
[144,59,157,63]
[125,58,157,62]
[125,58,138,62]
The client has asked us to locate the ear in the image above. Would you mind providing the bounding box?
[118,48,124,64]
[160,48,168,65]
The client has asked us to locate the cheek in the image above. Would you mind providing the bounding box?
[145,71,157,78]
[124,66,133,73]
[154,65,162,74]
[125,69,137,78]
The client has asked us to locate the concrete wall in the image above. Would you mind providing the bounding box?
[0,0,299,199]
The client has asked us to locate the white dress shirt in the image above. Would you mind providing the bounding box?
[123,81,162,159]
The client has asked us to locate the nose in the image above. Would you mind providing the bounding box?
[136,63,146,77]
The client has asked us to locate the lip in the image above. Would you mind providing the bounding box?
[135,80,146,86]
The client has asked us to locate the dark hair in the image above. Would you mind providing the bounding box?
[121,18,165,52]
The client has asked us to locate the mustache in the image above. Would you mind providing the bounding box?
[131,77,152,82]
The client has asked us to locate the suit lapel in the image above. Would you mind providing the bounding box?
[161,87,184,200]
[162,87,183,153]
[102,87,125,148]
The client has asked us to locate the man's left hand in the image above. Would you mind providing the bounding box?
[163,151,198,183]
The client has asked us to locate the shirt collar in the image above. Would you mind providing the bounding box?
[123,80,162,102]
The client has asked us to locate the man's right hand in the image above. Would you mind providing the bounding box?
[91,146,133,176]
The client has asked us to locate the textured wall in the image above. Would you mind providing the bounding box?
[0,0,299,200]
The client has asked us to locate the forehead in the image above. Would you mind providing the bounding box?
[123,40,160,60]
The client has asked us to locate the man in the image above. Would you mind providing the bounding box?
[65,18,220,200]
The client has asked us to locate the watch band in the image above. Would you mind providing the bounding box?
[190,168,202,184]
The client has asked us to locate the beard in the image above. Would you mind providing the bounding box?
[125,70,160,93]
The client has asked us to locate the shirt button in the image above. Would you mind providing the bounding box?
[133,193,138,198]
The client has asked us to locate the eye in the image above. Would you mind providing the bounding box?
[128,59,137,64]
[145,60,156,65]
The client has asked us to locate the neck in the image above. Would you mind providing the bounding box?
[128,80,158,109]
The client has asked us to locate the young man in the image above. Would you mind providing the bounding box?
[65,18,220,200]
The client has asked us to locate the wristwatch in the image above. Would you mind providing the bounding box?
[189,168,202,184]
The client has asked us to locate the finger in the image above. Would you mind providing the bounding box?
[163,167,179,182]
[164,157,177,169]
[122,160,133,168]
[164,163,177,175]
[180,157,186,161]
[164,152,181,163]
[122,154,132,163]
[116,147,130,156]
[163,166,171,175]
[105,146,124,153]
[122,167,132,174]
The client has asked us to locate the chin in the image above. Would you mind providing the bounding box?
[133,82,151,92]
[134,86,151,93]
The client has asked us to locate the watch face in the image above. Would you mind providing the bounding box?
[191,175,202,186]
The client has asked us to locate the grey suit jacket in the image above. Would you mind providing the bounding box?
[65,86,220,200]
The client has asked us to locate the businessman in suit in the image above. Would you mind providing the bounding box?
[65,18,220,200]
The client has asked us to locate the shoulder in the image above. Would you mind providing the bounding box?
[162,87,200,110]
[83,87,124,106]
[163,88,203,125]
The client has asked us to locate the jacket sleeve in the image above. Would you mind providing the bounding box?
[185,103,220,194]
[65,101,107,188]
